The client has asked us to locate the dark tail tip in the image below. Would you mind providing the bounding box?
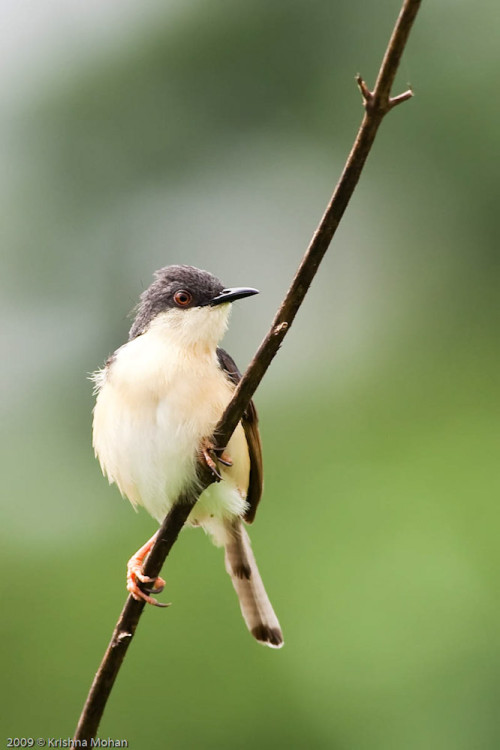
[251,624,284,649]
[232,563,252,580]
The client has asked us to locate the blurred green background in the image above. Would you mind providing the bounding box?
[1,1,499,748]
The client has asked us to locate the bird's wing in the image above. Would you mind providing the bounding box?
[216,347,263,523]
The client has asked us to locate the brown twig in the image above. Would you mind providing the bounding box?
[74,0,422,740]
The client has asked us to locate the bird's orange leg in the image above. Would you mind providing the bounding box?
[127,532,168,607]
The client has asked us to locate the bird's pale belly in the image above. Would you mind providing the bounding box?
[92,346,250,530]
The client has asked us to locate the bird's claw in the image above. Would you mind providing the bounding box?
[216,449,233,467]
[200,438,233,480]
[127,564,169,608]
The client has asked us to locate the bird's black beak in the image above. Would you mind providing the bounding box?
[209,287,259,306]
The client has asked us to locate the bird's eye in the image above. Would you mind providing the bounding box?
[173,290,193,307]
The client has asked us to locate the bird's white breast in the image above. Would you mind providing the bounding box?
[92,322,250,528]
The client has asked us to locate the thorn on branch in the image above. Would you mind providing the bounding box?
[356,74,373,107]
[388,87,413,109]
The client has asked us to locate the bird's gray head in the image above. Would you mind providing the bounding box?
[129,265,258,347]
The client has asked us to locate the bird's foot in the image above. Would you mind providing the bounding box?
[199,437,233,481]
[127,563,167,607]
[126,534,169,608]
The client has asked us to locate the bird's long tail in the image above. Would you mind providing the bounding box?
[224,520,283,648]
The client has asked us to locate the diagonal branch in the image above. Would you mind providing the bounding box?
[74,0,422,740]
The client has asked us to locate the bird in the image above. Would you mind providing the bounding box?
[92,264,283,648]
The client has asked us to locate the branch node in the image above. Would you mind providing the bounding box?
[114,631,132,647]
[274,322,289,336]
